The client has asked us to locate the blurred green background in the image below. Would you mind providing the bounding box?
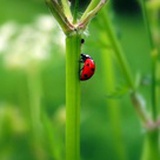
[0,0,152,160]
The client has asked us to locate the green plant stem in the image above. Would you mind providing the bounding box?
[101,46,127,160]
[151,53,158,120]
[79,0,107,30]
[100,10,135,90]
[102,4,160,158]
[65,33,81,160]
[140,1,160,159]
[156,61,160,109]
[130,92,150,125]
[140,0,158,120]
[27,61,42,159]
[80,0,101,21]
[42,113,63,160]
[141,129,160,160]
[98,10,151,125]
[27,62,41,136]
[61,0,73,20]
[73,0,79,23]
[140,0,154,49]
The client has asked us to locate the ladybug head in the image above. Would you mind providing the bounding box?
[81,53,92,62]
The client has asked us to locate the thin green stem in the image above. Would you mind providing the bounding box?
[140,0,158,120]
[100,10,135,90]
[140,1,160,159]
[61,0,73,21]
[156,61,160,110]
[140,0,154,49]
[27,62,42,159]
[65,33,81,160]
[80,0,101,21]
[73,0,79,23]
[98,9,150,125]
[151,53,157,120]
[27,62,41,136]
[130,92,150,125]
[42,113,63,160]
[79,0,107,30]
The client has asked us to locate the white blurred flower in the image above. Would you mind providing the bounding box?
[35,14,65,51]
[35,15,65,49]
[3,14,65,69]
[36,14,56,31]
[0,21,18,53]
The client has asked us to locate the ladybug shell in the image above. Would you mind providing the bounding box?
[80,58,95,81]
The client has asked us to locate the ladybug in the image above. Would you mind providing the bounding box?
[80,53,96,81]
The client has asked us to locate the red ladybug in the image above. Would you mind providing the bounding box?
[80,53,96,81]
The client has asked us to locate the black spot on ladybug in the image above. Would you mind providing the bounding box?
[91,68,95,71]
[86,63,90,66]
[84,74,88,78]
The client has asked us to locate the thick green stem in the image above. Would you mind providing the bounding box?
[45,1,108,160]
[65,33,81,160]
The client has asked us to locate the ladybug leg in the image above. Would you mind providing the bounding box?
[80,66,84,71]
[79,59,84,77]
[79,53,86,79]
[79,60,84,71]
[79,58,83,63]
[79,66,84,79]
[79,54,84,63]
